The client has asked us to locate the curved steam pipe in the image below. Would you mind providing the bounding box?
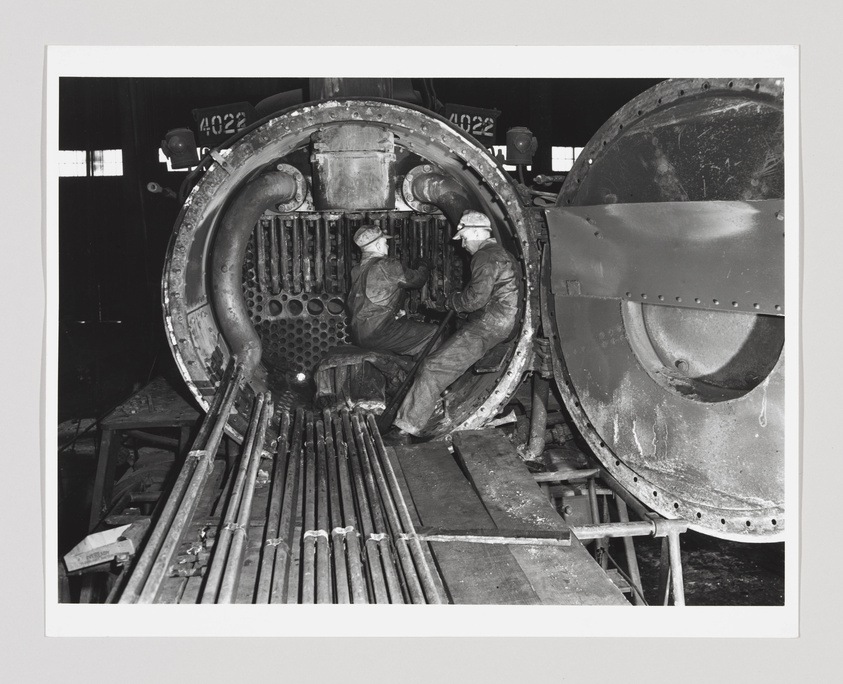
[212,171,298,378]
[410,173,473,225]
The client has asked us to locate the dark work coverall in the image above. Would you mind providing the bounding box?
[394,239,519,436]
[347,255,439,358]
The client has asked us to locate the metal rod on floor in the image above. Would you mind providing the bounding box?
[357,414,424,604]
[118,360,243,604]
[201,392,267,603]
[217,395,273,603]
[269,409,304,603]
[323,410,351,604]
[366,413,445,604]
[341,409,388,603]
[300,412,318,603]
[314,419,333,603]
[350,412,405,603]
[255,410,291,603]
[331,411,368,604]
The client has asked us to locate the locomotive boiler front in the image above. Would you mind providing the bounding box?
[161,81,787,544]
[162,98,540,442]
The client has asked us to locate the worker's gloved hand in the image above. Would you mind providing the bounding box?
[445,292,459,312]
[415,257,432,272]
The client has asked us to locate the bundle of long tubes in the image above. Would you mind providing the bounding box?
[259,408,446,604]
[116,359,446,604]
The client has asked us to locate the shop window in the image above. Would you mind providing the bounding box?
[59,149,123,177]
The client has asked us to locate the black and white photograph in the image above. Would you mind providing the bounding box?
[6,2,840,674]
[44,46,798,637]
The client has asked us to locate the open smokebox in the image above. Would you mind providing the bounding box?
[162,98,541,443]
[162,80,786,542]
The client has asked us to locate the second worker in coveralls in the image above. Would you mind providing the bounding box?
[346,224,439,358]
[390,210,519,440]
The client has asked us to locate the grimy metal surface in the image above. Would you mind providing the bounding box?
[547,199,785,315]
[546,78,785,541]
[162,98,541,442]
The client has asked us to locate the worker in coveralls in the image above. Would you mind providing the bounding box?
[346,224,439,358]
[390,210,519,441]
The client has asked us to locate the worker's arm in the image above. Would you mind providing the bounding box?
[381,258,429,290]
[450,252,497,313]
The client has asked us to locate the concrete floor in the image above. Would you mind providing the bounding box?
[633,532,785,606]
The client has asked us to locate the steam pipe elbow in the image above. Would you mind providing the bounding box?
[410,173,473,226]
[211,171,298,378]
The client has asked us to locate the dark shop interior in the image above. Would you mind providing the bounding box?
[55,74,786,607]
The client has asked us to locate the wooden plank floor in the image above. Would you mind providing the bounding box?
[394,430,629,606]
[392,442,541,605]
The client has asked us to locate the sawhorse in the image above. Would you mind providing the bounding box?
[88,377,200,533]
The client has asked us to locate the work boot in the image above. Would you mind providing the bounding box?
[381,427,413,446]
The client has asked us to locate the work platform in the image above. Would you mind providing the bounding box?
[394,433,628,605]
[106,390,629,605]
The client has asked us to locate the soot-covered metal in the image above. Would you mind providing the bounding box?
[163,98,541,443]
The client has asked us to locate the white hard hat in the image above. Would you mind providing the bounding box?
[354,224,392,248]
[454,210,492,240]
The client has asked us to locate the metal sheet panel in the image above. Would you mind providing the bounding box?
[546,199,784,315]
